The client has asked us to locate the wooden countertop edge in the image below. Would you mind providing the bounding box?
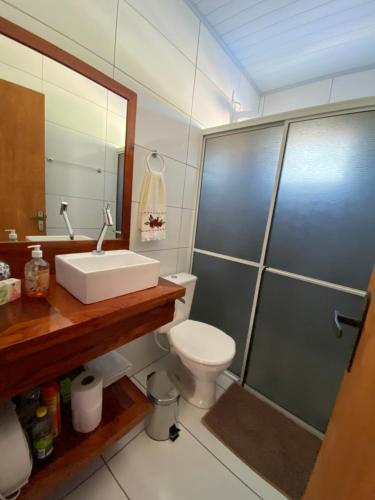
[0,277,185,354]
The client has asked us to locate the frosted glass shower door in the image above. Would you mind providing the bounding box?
[192,125,284,375]
[246,110,375,431]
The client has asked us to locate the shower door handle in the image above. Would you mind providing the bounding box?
[333,292,371,371]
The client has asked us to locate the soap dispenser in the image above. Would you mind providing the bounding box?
[24,245,50,298]
[4,229,17,241]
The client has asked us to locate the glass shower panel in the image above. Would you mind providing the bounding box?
[246,271,364,432]
[266,111,375,290]
[195,125,284,261]
[191,252,258,376]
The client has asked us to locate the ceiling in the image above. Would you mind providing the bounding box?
[187,0,375,93]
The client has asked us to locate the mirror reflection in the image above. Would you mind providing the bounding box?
[0,34,127,242]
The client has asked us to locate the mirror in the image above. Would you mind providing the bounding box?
[0,33,129,243]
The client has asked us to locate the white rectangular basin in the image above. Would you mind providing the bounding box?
[27,235,93,241]
[55,250,160,304]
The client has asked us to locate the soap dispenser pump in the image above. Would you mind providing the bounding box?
[24,245,50,298]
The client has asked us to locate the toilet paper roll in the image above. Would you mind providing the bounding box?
[71,370,103,433]
[72,403,102,433]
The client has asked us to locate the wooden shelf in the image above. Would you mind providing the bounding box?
[20,376,152,500]
[0,277,184,399]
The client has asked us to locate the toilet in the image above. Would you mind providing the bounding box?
[157,273,236,409]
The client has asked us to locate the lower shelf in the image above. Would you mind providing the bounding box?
[20,377,152,500]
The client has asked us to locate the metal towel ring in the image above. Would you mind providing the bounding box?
[146,151,165,173]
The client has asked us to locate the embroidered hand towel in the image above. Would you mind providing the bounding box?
[138,170,167,241]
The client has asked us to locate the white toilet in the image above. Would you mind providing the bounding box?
[157,273,236,409]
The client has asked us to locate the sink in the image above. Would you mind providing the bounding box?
[26,235,93,241]
[55,250,160,304]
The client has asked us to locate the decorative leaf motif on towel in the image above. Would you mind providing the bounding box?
[145,214,165,228]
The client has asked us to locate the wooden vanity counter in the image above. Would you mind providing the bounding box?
[0,276,185,400]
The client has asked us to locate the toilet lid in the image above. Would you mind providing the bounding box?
[169,320,236,366]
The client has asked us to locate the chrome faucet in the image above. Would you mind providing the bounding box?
[93,203,113,255]
[60,201,74,240]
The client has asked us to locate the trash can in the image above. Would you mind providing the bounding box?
[145,370,180,442]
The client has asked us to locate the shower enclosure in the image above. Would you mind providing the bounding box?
[190,101,375,432]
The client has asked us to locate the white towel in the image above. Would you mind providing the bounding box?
[138,170,167,241]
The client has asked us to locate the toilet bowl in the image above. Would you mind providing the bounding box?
[157,274,236,409]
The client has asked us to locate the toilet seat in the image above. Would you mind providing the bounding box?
[169,320,236,366]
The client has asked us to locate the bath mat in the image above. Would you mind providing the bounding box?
[203,383,321,500]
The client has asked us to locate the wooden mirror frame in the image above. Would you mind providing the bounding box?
[0,17,136,276]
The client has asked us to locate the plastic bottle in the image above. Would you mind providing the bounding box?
[31,406,54,460]
[42,381,61,437]
[24,245,50,298]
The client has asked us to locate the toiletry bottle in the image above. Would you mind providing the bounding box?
[42,381,61,437]
[31,406,54,460]
[24,245,50,298]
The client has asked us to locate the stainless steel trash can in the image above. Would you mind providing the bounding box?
[145,370,180,441]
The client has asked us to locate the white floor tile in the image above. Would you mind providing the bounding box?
[62,466,126,500]
[108,429,257,500]
[134,356,287,500]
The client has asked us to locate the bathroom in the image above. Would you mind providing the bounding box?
[0,0,374,499]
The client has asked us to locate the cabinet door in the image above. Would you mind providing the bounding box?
[191,252,258,375]
[246,271,364,431]
[266,111,375,290]
[195,125,283,261]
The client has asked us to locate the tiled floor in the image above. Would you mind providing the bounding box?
[48,354,287,500]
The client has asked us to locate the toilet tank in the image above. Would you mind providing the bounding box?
[158,273,197,333]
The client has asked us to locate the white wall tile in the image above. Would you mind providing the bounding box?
[115,1,195,115]
[104,172,117,202]
[132,146,185,208]
[187,119,204,168]
[43,82,107,139]
[0,62,42,92]
[126,0,199,63]
[108,91,128,116]
[177,247,192,273]
[106,111,126,147]
[116,332,166,377]
[46,194,103,228]
[0,2,113,76]
[330,69,375,102]
[43,57,107,107]
[183,166,199,210]
[105,144,120,174]
[46,227,98,239]
[114,70,190,163]
[197,25,240,100]
[237,74,260,114]
[45,122,106,170]
[45,162,104,200]
[262,79,332,116]
[130,202,181,252]
[140,249,179,276]
[192,70,233,127]
[6,0,118,63]
[0,33,42,76]
[179,209,195,248]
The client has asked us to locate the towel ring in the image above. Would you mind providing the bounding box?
[146,151,165,173]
